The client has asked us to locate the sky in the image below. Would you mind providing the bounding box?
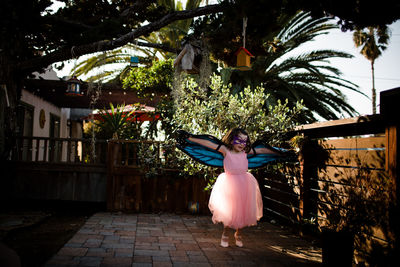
[50,1,400,119]
[303,20,400,117]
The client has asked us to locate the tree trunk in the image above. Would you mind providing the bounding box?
[371,61,376,114]
[0,56,21,161]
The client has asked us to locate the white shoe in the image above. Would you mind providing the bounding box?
[220,234,229,247]
[234,232,243,247]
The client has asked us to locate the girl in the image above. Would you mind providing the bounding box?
[177,128,287,247]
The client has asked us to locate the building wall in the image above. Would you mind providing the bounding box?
[21,89,70,138]
[20,89,74,161]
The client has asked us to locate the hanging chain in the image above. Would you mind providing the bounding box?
[242,17,248,48]
[70,46,78,76]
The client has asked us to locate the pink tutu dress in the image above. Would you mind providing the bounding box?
[208,149,263,229]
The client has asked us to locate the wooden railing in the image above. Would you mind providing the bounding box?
[256,162,301,223]
[106,139,163,167]
[11,136,107,164]
[5,136,109,202]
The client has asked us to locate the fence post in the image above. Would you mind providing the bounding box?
[381,87,400,254]
[299,137,319,222]
[386,124,399,253]
[106,141,116,211]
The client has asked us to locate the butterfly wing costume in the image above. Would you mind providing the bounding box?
[176,130,296,169]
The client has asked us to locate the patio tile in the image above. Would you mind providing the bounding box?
[44,212,322,267]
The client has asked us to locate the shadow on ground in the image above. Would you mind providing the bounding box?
[0,200,104,267]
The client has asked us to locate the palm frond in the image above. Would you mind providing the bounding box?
[228,11,363,122]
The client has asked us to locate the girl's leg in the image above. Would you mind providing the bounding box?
[220,226,229,247]
[234,228,243,247]
[223,226,229,236]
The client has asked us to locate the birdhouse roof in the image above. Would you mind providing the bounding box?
[234,47,254,57]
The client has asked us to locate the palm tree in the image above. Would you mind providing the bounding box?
[71,44,156,83]
[353,26,390,114]
[71,0,203,83]
[227,11,365,122]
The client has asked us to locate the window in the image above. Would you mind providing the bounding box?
[16,102,34,137]
[49,113,61,161]
[16,102,34,161]
[49,113,60,138]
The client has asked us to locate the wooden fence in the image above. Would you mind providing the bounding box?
[106,140,210,214]
[4,137,108,202]
[5,137,211,214]
[7,115,397,221]
[259,113,398,264]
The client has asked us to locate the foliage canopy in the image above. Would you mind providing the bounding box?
[123,59,174,98]
[163,74,303,181]
[2,0,400,158]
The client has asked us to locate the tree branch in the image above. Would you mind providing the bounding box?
[44,16,94,30]
[134,41,179,54]
[18,4,223,73]
[121,0,152,18]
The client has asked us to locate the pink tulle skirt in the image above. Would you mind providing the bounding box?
[208,171,263,229]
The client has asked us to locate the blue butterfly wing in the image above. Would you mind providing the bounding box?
[247,142,297,169]
[176,134,224,168]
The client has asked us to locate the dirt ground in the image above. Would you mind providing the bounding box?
[0,200,105,267]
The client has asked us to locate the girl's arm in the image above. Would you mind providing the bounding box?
[188,136,227,157]
[248,146,284,156]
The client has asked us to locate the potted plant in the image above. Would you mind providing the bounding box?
[95,103,136,139]
[319,210,355,267]
[318,156,393,266]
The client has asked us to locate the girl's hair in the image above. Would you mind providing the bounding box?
[222,128,251,153]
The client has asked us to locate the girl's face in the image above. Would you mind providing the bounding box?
[232,133,248,152]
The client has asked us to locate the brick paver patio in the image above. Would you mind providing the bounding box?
[44,213,322,267]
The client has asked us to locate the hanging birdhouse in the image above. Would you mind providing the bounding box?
[235,47,254,71]
[130,56,139,67]
[66,76,83,96]
[173,37,202,74]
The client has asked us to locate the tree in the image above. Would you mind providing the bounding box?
[295,0,400,31]
[353,26,390,114]
[172,75,303,143]
[168,74,303,181]
[0,0,224,159]
[70,44,159,83]
[0,0,223,98]
[224,12,363,122]
[123,59,174,97]
[191,0,400,67]
[154,0,204,52]
[70,0,203,83]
